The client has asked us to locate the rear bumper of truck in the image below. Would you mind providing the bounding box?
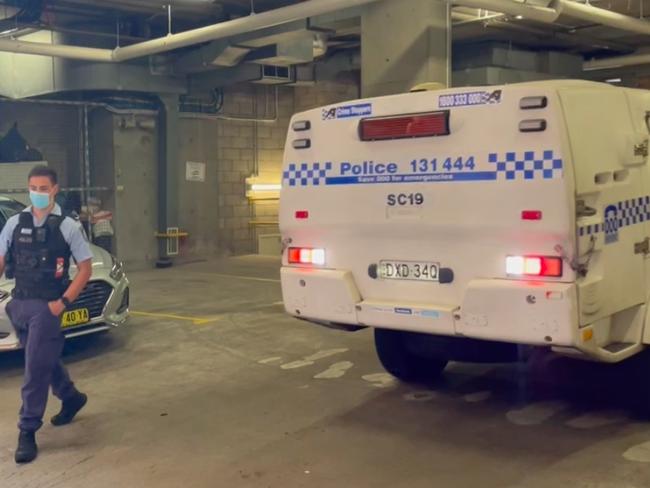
[281,266,636,363]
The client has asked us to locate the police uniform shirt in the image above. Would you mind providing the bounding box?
[0,204,93,264]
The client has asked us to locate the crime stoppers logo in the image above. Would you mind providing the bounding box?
[322,103,373,121]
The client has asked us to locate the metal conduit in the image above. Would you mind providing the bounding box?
[0,0,385,62]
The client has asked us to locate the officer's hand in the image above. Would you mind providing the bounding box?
[48,300,65,317]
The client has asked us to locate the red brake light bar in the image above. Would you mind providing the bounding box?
[359,111,450,141]
[288,247,326,266]
[506,256,563,278]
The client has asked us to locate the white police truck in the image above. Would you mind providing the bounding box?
[279,80,650,391]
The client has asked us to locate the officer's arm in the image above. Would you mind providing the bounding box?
[0,219,12,278]
[62,259,92,303]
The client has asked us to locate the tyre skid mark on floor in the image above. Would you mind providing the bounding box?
[623,441,650,463]
[280,349,349,370]
[258,357,283,365]
[463,391,493,403]
[506,401,569,426]
[314,361,354,379]
[565,410,628,430]
[403,391,438,402]
[362,373,397,389]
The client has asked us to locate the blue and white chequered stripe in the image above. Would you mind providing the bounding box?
[283,162,333,187]
[579,196,650,237]
[618,197,650,227]
[488,150,563,181]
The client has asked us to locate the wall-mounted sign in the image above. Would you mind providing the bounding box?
[186,161,206,182]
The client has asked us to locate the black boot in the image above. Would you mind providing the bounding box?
[51,391,88,426]
[15,430,37,464]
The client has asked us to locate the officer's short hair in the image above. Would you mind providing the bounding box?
[28,165,58,185]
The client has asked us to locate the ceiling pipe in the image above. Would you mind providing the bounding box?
[556,0,650,69]
[455,16,632,53]
[451,11,507,25]
[0,37,114,61]
[584,52,650,70]
[559,0,650,36]
[451,0,650,35]
[113,0,380,61]
[0,0,383,62]
[450,0,650,70]
[450,0,562,24]
[3,0,648,69]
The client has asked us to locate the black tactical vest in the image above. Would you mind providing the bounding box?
[7,212,72,300]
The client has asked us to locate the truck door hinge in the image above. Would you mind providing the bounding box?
[281,237,292,253]
[576,200,597,218]
[635,237,650,255]
[635,140,649,158]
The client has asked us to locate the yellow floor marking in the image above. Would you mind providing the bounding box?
[182,272,281,283]
[131,310,220,325]
[193,317,222,326]
[211,273,281,283]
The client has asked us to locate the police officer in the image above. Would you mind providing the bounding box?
[0,166,93,464]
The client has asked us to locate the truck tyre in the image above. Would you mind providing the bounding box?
[631,349,650,419]
[374,328,448,384]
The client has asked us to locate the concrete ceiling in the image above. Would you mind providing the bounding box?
[43,0,298,17]
[1,0,650,67]
[453,1,650,56]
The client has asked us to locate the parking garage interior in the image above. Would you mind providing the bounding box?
[3,0,650,486]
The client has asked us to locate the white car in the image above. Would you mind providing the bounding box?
[0,196,129,351]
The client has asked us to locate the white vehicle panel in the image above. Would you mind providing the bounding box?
[280,80,650,363]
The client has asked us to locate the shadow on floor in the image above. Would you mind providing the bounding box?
[0,331,123,375]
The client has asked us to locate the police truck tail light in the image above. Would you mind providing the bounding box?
[288,247,325,266]
[521,210,543,221]
[506,256,563,278]
[359,110,450,141]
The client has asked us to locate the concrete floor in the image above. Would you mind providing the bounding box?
[1,256,650,487]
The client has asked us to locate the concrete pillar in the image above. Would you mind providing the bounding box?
[361,0,450,98]
[157,94,180,266]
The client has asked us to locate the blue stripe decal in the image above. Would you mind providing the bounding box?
[579,196,650,243]
[283,150,563,187]
[325,171,498,186]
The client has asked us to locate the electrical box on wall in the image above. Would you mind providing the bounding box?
[190,64,295,91]
[251,65,295,85]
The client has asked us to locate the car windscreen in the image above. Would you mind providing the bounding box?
[0,200,25,223]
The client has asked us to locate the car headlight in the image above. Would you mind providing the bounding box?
[0,290,9,303]
[109,255,125,281]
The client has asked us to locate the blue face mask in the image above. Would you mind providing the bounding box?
[29,191,51,210]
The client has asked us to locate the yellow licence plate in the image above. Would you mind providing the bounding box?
[61,309,90,329]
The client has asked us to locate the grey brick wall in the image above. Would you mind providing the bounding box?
[182,78,360,257]
[0,75,361,263]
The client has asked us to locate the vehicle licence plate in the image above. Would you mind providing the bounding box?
[61,308,90,329]
[379,261,439,282]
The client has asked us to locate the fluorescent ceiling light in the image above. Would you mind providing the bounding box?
[251,183,282,191]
